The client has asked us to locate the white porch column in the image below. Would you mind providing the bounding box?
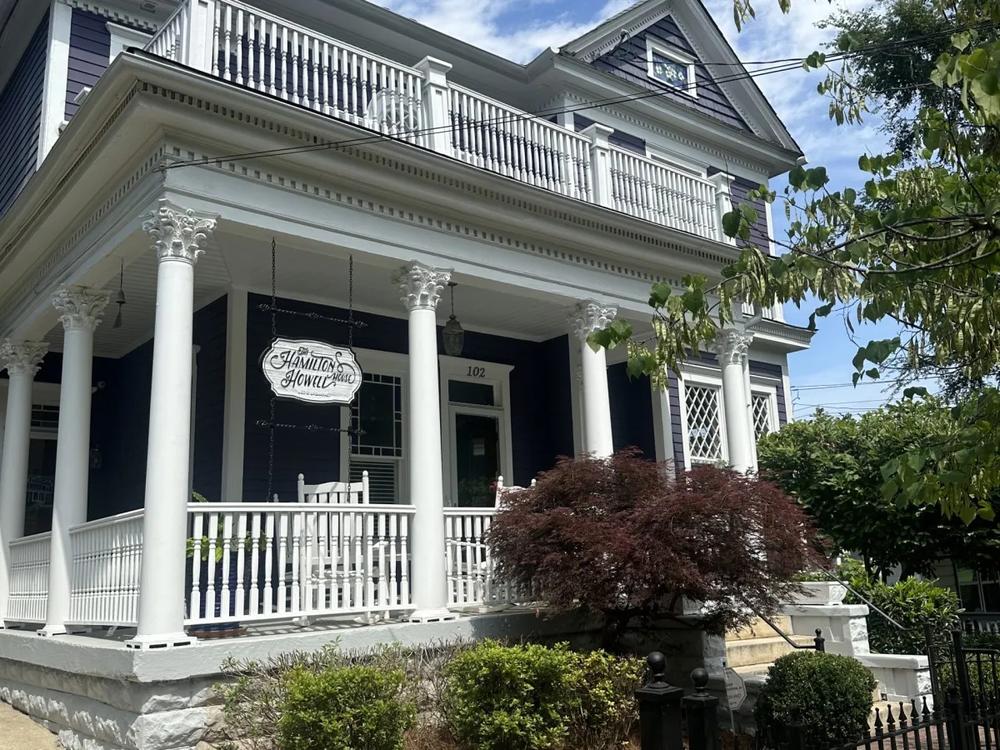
[395,262,456,623]
[715,328,755,473]
[40,287,108,636]
[570,301,617,458]
[127,201,216,650]
[0,341,48,624]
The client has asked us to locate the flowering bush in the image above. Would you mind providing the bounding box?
[487,451,821,645]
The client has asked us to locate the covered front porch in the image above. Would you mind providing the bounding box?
[0,204,674,648]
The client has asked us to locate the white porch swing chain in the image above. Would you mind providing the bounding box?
[260,240,361,502]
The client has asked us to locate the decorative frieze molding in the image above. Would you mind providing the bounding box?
[395,262,451,311]
[570,300,618,341]
[143,200,217,264]
[52,285,110,332]
[712,328,754,366]
[0,340,49,377]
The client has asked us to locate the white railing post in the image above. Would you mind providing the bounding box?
[126,201,216,650]
[181,0,217,71]
[581,123,614,209]
[414,57,453,154]
[710,171,736,245]
[0,341,48,625]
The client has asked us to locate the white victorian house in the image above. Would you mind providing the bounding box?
[0,0,811,745]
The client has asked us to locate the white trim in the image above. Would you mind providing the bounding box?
[37,0,73,167]
[438,355,514,507]
[106,21,151,62]
[677,367,727,470]
[646,42,698,98]
[339,348,410,502]
[220,288,247,501]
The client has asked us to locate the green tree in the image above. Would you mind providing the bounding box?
[757,402,1000,579]
[597,0,1000,520]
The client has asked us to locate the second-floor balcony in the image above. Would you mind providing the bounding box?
[145,0,736,244]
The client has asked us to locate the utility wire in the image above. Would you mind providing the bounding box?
[154,19,992,173]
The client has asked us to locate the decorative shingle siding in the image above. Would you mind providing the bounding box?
[730,175,771,251]
[590,15,748,133]
[0,12,48,218]
[749,359,788,425]
[66,9,110,120]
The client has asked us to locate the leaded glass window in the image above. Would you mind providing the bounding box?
[752,392,774,441]
[684,384,722,463]
[350,373,402,457]
[649,51,691,91]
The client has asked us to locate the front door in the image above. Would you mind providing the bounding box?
[453,412,501,507]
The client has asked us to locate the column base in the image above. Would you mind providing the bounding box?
[124,632,197,650]
[408,608,459,624]
[37,627,68,638]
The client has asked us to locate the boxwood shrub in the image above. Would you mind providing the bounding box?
[441,640,642,750]
[277,664,415,750]
[755,651,876,749]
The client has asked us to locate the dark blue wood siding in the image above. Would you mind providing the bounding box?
[243,293,574,501]
[0,12,47,218]
[591,15,748,132]
[728,175,771,251]
[608,363,655,458]
[667,369,685,470]
[749,359,788,425]
[573,114,646,155]
[192,296,228,500]
[66,9,110,120]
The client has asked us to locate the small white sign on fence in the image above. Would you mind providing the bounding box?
[261,338,362,404]
[725,667,747,710]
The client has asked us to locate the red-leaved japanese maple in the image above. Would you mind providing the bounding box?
[487,450,820,646]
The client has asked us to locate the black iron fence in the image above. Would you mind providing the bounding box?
[635,629,1000,750]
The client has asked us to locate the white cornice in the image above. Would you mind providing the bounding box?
[62,0,164,32]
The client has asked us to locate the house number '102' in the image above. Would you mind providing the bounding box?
[467,366,487,378]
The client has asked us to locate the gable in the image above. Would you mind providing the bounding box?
[591,14,750,133]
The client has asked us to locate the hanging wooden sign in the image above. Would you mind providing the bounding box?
[261,338,362,404]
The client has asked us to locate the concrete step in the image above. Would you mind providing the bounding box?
[725,635,814,669]
[726,615,793,642]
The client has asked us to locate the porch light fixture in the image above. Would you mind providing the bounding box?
[443,281,465,357]
[112,259,127,329]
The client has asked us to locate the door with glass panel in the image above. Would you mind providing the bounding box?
[447,379,504,507]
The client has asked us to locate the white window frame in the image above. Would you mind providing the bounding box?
[106,22,152,62]
[750,383,780,440]
[339,348,409,502]
[646,42,698,98]
[438,355,514,507]
[677,367,727,470]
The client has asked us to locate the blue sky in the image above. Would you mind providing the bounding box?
[374,0,911,418]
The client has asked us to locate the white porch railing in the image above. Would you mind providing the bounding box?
[443,508,525,609]
[447,85,592,200]
[143,0,735,243]
[6,532,51,623]
[208,0,425,144]
[67,510,144,627]
[186,502,415,625]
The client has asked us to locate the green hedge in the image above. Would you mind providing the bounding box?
[277,664,415,750]
[756,651,877,749]
[441,640,643,750]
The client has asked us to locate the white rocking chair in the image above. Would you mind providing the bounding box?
[494,475,536,507]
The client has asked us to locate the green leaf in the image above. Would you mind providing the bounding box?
[722,210,741,238]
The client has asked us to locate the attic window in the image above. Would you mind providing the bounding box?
[647,43,697,97]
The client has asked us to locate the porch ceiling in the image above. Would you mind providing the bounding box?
[45,230,594,359]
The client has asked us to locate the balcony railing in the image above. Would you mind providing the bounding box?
[144,0,736,243]
[6,532,51,623]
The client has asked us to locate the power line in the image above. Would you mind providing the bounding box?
[155,19,992,173]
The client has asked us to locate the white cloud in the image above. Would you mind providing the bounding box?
[371,0,635,63]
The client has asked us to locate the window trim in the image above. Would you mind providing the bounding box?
[677,367,727,469]
[646,42,698,98]
[439,355,514,507]
[750,384,780,440]
[339,348,409,501]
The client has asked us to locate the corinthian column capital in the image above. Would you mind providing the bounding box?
[143,199,217,264]
[52,285,110,333]
[569,300,618,341]
[0,339,49,378]
[394,262,451,311]
[712,328,754,366]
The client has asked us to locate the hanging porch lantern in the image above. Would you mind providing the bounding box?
[442,281,465,356]
[112,259,127,329]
